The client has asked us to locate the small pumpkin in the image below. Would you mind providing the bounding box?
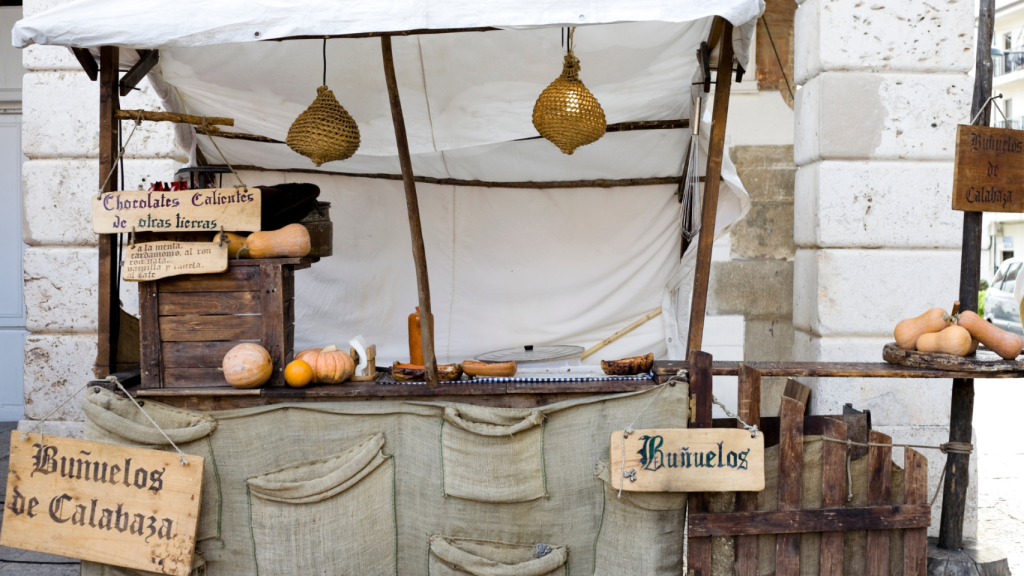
[294,344,354,384]
[957,310,1023,359]
[212,232,249,258]
[284,359,314,388]
[242,224,311,259]
[222,343,273,388]
[894,308,952,350]
[916,325,973,357]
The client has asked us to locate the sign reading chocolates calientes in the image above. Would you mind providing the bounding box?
[610,428,765,492]
[92,188,261,233]
[1,432,204,576]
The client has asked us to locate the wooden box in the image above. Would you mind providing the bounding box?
[139,258,312,388]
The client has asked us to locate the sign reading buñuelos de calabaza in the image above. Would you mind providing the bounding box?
[1,432,203,576]
[92,188,261,233]
[952,124,1024,213]
[610,428,764,492]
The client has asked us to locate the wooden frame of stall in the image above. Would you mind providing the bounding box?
[71,6,1000,568]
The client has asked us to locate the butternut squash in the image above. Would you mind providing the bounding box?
[212,231,248,258]
[957,310,1023,359]
[242,224,311,259]
[894,308,952,350]
[916,326,973,357]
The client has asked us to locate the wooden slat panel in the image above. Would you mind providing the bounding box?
[284,323,295,363]
[159,315,261,342]
[139,282,162,388]
[158,292,260,316]
[821,418,848,576]
[158,267,260,292]
[261,264,286,386]
[687,350,713,576]
[903,448,928,576]
[782,378,811,411]
[735,365,762,576]
[776,396,805,576]
[687,505,932,537]
[284,298,294,326]
[282,268,295,301]
[866,430,893,576]
[162,367,228,388]
[162,341,254,368]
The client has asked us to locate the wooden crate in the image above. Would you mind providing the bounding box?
[139,258,312,388]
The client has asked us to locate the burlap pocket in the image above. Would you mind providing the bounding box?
[83,388,221,541]
[428,536,567,576]
[440,405,547,503]
[246,433,396,576]
[593,462,687,576]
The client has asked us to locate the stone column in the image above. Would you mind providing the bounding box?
[20,0,183,437]
[793,0,978,536]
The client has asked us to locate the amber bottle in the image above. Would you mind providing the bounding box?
[408,307,434,365]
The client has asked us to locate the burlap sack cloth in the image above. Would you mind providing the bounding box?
[81,384,689,576]
[428,536,568,576]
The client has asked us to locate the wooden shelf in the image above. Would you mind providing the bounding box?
[652,360,1024,380]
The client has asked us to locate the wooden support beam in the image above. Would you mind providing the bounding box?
[96,46,120,378]
[115,110,234,126]
[685,22,734,353]
[381,35,438,388]
[119,49,159,97]
[687,505,932,537]
[941,0,994,551]
[734,365,761,576]
[687,349,713,576]
[72,47,98,81]
[268,27,500,41]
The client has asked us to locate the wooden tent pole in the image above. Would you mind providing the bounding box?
[938,0,994,551]
[685,23,734,353]
[381,35,439,387]
[96,46,120,377]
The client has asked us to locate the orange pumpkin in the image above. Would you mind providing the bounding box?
[294,344,354,384]
[284,359,314,388]
[243,224,311,259]
[222,343,273,388]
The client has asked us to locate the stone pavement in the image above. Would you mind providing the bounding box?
[0,398,1020,576]
[975,379,1024,574]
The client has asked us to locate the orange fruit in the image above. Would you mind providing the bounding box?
[284,359,314,388]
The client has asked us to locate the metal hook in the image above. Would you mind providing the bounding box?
[129,226,136,248]
[218,226,227,247]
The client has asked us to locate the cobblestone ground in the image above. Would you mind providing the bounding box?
[0,388,1021,576]
[975,379,1024,574]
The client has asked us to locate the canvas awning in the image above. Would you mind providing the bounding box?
[12,2,762,363]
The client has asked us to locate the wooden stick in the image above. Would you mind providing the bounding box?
[734,365,761,576]
[115,110,234,127]
[687,350,713,576]
[119,49,159,97]
[580,307,661,360]
[941,0,994,551]
[685,22,734,353]
[201,128,284,144]
[381,35,438,388]
[515,119,690,141]
[268,27,500,41]
[72,47,98,81]
[96,46,120,378]
[231,165,683,188]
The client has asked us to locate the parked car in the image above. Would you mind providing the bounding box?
[985,258,1024,335]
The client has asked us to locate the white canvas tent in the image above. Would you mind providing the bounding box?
[13,0,761,367]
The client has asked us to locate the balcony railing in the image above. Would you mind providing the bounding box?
[993,51,1024,77]
[996,116,1024,130]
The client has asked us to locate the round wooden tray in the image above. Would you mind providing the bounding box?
[882,342,1024,372]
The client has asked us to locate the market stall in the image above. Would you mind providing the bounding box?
[2,0,1012,574]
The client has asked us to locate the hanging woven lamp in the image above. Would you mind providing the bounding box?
[532,31,606,155]
[287,85,361,166]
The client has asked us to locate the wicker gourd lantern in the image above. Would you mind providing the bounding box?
[532,32,606,155]
[287,85,361,166]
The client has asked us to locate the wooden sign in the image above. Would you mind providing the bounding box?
[2,432,203,576]
[122,239,228,281]
[93,188,261,233]
[610,428,764,492]
[952,124,1024,212]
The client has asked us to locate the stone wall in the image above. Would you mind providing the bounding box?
[793,0,977,536]
[18,0,184,437]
